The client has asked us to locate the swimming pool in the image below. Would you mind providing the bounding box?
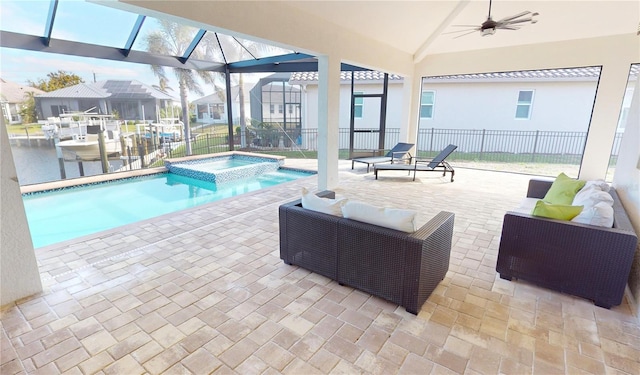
[23,164,312,248]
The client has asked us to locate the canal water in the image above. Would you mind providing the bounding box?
[9,139,124,186]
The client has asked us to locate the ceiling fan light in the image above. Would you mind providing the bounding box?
[482,28,496,36]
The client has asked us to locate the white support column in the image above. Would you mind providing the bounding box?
[1,116,42,306]
[400,72,421,148]
[580,62,632,180]
[317,55,340,190]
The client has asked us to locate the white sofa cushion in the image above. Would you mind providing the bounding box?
[513,197,540,214]
[572,202,614,227]
[341,200,417,233]
[301,188,347,216]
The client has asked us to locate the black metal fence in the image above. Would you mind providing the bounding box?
[171,127,622,166]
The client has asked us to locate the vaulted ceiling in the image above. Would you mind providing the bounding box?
[281,0,639,61]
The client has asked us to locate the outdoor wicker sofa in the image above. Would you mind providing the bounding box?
[496,179,638,308]
[279,191,455,314]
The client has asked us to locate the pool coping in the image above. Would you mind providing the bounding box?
[20,151,288,194]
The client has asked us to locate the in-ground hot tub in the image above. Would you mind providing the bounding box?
[164,152,285,183]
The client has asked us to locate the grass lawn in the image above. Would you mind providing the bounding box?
[6,123,43,136]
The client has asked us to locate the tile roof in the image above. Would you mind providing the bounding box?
[290,65,639,84]
[0,78,45,103]
[427,67,604,80]
[289,71,403,83]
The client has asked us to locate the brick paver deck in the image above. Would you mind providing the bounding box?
[2,160,638,374]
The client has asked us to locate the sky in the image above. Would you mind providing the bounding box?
[0,0,268,101]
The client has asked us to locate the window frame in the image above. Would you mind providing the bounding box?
[515,90,535,120]
[353,91,364,119]
[420,90,435,119]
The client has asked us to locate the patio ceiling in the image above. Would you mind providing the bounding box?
[282,0,639,62]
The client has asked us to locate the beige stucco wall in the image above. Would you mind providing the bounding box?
[613,73,640,319]
[0,116,42,306]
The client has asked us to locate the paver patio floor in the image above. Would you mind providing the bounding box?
[2,160,639,374]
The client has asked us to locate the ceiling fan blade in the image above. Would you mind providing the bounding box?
[502,17,535,25]
[497,11,531,23]
[442,28,479,35]
[498,26,521,30]
[453,30,481,39]
[450,24,484,28]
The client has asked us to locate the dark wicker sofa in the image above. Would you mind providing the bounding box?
[279,191,454,314]
[496,179,638,308]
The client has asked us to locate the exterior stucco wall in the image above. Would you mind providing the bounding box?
[419,80,599,132]
[0,115,42,306]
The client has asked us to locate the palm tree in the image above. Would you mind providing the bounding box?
[144,20,222,155]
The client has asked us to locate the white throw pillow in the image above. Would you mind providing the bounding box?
[584,179,610,192]
[341,200,417,232]
[301,187,346,216]
[571,202,614,227]
[572,186,614,208]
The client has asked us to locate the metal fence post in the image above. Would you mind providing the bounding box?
[430,128,434,154]
[479,129,486,160]
[531,130,539,162]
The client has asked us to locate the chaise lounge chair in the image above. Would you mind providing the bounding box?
[374,144,458,182]
[351,142,414,172]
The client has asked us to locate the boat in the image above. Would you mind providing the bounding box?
[55,112,129,161]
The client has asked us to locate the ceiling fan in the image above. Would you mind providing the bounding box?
[445,0,539,38]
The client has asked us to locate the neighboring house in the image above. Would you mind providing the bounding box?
[35,80,175,122]
[420,67,602,132]
[192,83,254,125]
[289,66,638,133]
[289,71,405,130]
[0,78,45,124]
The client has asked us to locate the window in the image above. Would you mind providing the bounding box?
[278,104,283,114]
[269,104,274,114]
[354,92,363,118]
[420,91,435,119]
[50,105,68,117]
[515,90,534,119]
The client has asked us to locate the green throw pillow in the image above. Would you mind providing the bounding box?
[542,173,586,205]
[531,200,583,220]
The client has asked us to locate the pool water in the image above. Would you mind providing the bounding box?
[23,169,311,248]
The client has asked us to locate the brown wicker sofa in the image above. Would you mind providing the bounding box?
[496,179,638,308]
[279,191,454,314]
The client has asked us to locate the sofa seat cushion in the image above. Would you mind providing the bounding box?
[341,200,417,232]
[514,197,540,214]
[301,187,347,216]
[543,172,586,205]
[531,200,583,220]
